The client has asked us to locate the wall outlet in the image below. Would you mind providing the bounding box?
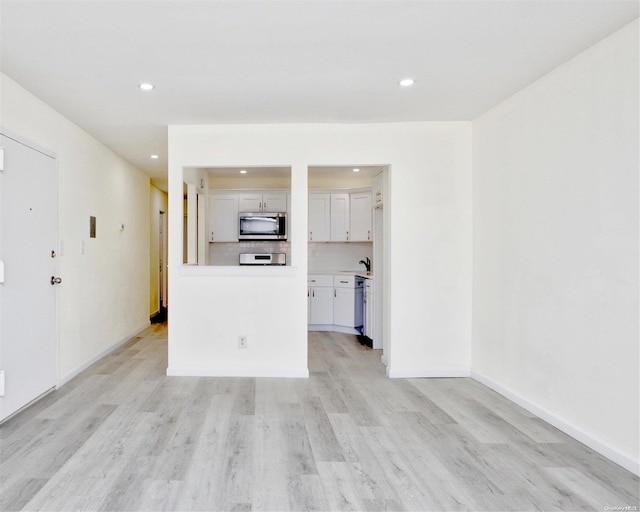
[238,335,248,349]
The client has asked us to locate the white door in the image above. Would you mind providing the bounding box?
[0,134,58,421]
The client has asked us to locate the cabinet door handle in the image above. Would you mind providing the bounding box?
[263,202,266,210]
[346,231,349,241]
[313,290,315,297]
[309,231,313,241]
[334,289,336,298]
[308,289,310,297]
[367,230,371,240]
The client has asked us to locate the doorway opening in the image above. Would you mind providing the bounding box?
[306,165,389,373]
[152,210,168,324]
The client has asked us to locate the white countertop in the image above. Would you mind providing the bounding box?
[310,270,373,279]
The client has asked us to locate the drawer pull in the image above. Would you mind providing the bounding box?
[340,280,348,283]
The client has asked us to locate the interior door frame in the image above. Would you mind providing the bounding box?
[0,129,60,399]
[159,210,167,309]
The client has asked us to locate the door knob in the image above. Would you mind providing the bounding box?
[50,276,62,285]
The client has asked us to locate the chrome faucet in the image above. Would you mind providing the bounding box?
[358,257,371,272]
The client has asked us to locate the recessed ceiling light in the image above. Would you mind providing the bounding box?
[240,169,247,174]
[353,168,360,173]
[150,154,159,159]
[139,83,155,91]
[399,78,415,87]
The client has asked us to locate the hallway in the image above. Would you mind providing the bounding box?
[1,325,638,511]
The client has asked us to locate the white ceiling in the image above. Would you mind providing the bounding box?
[188,166,292,178]
[187,165,379,181]
[2,1,637,188]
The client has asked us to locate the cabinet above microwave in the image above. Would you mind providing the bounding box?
[208,190,289,243]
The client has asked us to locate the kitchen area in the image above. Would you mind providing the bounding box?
[306,166,383,350]
[184,164,385,355]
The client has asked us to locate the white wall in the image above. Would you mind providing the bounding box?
[168,122,472,378]
[150,185,168,314]
[472,20,639,473]
[1,73,151,384]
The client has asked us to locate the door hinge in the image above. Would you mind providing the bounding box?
[0,370,5,396]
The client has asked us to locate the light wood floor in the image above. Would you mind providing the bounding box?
[1,325,638,511]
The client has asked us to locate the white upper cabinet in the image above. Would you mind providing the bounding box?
[350,192,372,241]
[372,172,383,207]
[238,192,288,213]
[308,193,331,242]
[238,193,262,213]
[209,194,239,242]
[262,193,288,212]
[330,193,350,241]
[309,190,373,243]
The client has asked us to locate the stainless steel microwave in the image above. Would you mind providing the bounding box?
[238,212,287,241]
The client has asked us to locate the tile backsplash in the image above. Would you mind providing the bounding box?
[308,242,373,273]
[208,241,372,270]
[209,241,290,266]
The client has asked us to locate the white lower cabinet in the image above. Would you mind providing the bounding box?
[333,275,363,328]
[333,287,355,327]
[364,279,374,341]
[308,275,334,325]
[308,274,363,332]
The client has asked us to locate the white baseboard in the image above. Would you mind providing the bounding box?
[386,367,471,378]
[166,366,309,378]
[307,325,333,332]
[57,321,151,387]
[471,370,640,476]
[308,325,360,335]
